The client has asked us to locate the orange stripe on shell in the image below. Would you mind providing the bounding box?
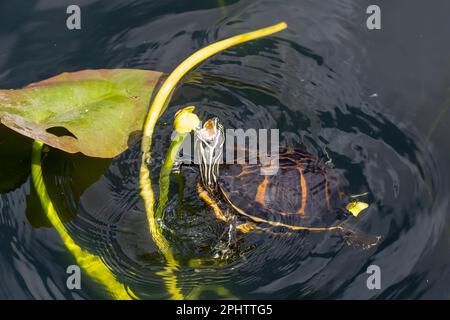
[254,175,269,207]
[297,167,307,215]
[324,174,331,210]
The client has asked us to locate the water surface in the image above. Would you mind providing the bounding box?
[0,0,450,299]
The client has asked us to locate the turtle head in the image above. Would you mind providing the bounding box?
[194,117,225,192]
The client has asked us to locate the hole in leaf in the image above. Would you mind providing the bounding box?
[46,126,77,139]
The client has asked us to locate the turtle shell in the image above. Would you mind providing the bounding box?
[218,147,350,229]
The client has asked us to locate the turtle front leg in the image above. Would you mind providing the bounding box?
[197,181,229,222]
[214,221,238,260]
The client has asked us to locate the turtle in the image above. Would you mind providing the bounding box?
[192,117,381,250]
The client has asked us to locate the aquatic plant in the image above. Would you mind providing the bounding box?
[18,22,288,299]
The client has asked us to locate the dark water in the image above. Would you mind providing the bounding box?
[1,0,450,299]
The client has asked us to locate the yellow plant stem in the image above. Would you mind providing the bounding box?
[156,133,187,220]
[31,140,133,300]
[139,22,288,300]
[153,133,187,300]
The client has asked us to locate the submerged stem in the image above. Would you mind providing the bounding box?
[156,133,188,221]
[31,140,134,300]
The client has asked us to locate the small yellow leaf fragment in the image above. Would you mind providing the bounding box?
[346,201,369,217]
[174,106,200,134]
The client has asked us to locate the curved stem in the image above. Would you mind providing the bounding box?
[152,133,188,300]
[156,133,187,220]
[31,140,134,300]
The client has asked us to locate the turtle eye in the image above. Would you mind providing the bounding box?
[204,118,215,131]
[199,118,220,142]
[194,117,224,154]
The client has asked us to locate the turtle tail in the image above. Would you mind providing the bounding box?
[338,223,381,250]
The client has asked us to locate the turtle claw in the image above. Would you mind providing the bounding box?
[340,226,381,249]
[320,146,334,168]
[213,223,238,261]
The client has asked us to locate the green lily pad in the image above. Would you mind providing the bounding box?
[0,69,163,158]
